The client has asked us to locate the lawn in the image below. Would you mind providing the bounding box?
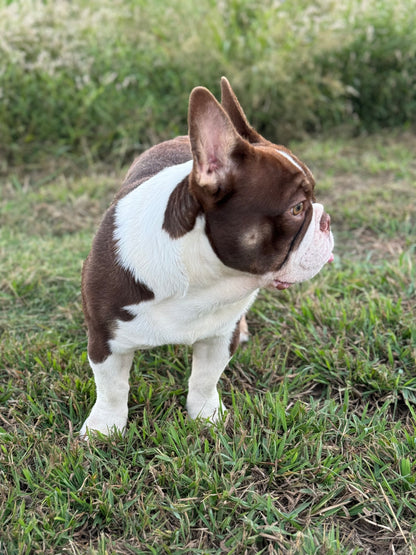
[1,131,415,554]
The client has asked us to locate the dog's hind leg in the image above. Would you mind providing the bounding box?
[187,334,232,422]
[80,351,134,437]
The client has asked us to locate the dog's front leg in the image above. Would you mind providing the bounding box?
[187,335,232,422]
[80,351,134,437]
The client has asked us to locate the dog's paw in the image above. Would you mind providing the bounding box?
[186,390,226,423]
[79,405,127,439]
[239,315,250,343]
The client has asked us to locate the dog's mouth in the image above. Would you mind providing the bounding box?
[272,279,292,290]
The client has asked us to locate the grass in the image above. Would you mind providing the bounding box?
[1,131,415,553]
[1,2,415,551]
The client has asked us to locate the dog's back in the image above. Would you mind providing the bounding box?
[119,136,192,199]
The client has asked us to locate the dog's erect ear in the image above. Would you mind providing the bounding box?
[188,86,245,193]
[220,77,263,144]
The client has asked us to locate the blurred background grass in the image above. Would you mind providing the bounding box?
[1,0,415,169]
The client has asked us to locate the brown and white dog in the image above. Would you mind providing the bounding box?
[80,78,334,436]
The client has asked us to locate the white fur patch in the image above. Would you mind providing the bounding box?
[275,149,305,174]
[241,225,265,249]
[80,352,133,436]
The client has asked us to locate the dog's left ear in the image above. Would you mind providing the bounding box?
[188,86,246,194]
[220,77,263,144]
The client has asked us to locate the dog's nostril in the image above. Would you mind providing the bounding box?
[320,212,331,232]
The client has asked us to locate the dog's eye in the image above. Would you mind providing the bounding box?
[291,202,304,216]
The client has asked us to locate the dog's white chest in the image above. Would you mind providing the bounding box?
[110,285,257,353]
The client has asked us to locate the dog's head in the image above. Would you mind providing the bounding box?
[188,77,334,289]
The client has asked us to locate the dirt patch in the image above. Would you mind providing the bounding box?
[334,227,413,262]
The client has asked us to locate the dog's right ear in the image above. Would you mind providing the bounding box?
[220,77,263,144]
[188,86,246,194]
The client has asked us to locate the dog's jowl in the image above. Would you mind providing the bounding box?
[80,78,334,436]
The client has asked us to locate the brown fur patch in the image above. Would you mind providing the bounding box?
[82,207,155,364]
[163,176,201,239]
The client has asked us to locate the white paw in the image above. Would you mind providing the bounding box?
[186,390,226,422]
[239,315,250,343]
[79,404,127,438]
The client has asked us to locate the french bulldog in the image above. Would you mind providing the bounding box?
[80,77,334,436]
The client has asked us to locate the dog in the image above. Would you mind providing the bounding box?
[80,77,334,436]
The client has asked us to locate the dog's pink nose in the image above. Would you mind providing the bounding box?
[320,212,331,232]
